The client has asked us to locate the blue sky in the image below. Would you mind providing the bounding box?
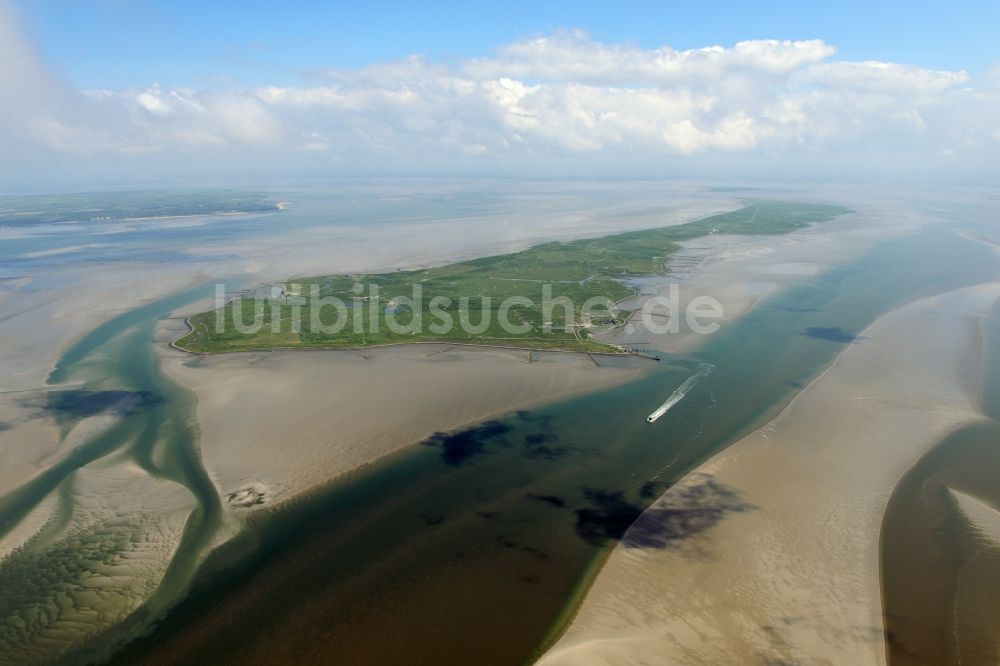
[18,0,1000,89]
[2,0,999,186]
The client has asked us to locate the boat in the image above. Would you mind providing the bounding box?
[647,363,714,423]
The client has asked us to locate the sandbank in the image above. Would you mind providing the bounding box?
[159,342,643,508]
[540,283,1000,666]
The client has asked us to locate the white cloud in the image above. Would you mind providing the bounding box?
[464,31,836,84]
[135,86,175,116]
[203,93,283,144]
[0,3,997,181]
[806,61,968,95]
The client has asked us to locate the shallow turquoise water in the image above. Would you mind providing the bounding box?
[0,283,225,662]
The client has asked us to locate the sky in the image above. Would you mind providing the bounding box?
[2,0,999,189]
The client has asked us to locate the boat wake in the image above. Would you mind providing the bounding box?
[646,363,715,423]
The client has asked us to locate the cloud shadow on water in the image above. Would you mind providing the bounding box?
[574,489,644,544]
[574,474,754,549]
[18,389,163,423]
[421,420,512,466]
[526,493,566,507]
[639,480,665,499]
[521,432,574,460]
[803,326,865,343]
[54,390,161,418]
[623,473,755,550]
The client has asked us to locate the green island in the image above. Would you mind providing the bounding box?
[0,190,278,226]
[175,200,849,354]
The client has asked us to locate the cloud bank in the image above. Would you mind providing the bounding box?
[1,5,997,185]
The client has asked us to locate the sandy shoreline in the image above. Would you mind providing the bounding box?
[539,283,1000,666]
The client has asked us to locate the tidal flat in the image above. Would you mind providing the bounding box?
[541,283,1000,665]
[0,182,744,662]
[107,200,1000,664]
[1,183,997,664]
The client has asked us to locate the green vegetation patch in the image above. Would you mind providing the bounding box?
[176,200,849,353]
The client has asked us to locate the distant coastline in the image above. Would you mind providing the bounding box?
[0,189,279,227]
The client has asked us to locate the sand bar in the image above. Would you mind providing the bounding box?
[540,283,1000,666]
